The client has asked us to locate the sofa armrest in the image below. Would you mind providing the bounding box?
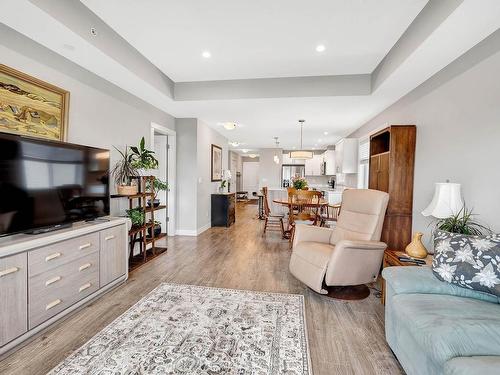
[445,356,500,375]
[293,224,333,247]
[382,266,500,304]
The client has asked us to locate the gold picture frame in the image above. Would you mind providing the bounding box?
[0,64,69,141]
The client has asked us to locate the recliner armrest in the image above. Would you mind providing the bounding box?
[292,224,333,246]
[334,240,387,251]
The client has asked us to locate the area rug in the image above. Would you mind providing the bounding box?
[48,284,312,374]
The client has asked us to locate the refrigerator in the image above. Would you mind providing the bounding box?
[281,164,305,187]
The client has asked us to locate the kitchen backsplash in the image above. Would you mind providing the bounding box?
[305,176,334,186]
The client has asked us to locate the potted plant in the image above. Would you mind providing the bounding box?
[434,206,490,235]
[111,147,138,195]
[291,176,308,190]
[130,136,159,174]
[126,207,145,228]
[146,179,168,207]
[147,220,162,238]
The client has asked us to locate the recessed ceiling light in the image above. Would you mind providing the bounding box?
[228,141,241,147]
[248,154,258,158]
[323,131,329,135]
[202,51,211,58]
[316,44,326,52]
[218,122,237,130]
[241,149,249,153]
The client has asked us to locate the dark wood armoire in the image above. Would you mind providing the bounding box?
[369,125,416,250]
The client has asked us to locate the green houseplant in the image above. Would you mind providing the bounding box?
[126,207,145,227]
[130,136,159,171]
[111,147,138,195]
[146,179,168,207]
[434,206,490,236]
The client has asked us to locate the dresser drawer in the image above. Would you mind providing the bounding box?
[28,253,99,329]
[28,233,99,277]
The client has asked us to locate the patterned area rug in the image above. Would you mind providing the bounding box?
[48,284,312,374]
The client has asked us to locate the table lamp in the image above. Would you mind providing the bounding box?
[422,182,463,219]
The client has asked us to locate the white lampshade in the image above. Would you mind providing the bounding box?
[422,183,463,219]
[222,170,232,180]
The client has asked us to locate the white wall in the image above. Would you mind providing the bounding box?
[175,119,228,235]
[348,29,500,245]
[0,25,175,217]
[175,119,198,234]
[197,120,229,232]
[258,148,283,189]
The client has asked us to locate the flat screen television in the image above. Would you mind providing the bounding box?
[0,133,110,236]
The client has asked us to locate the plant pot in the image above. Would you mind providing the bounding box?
[147,199,161,207]
[148,224,161,238]
[117,185,138,195]
[137,168,156,176]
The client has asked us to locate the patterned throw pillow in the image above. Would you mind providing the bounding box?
[432,230,500,297]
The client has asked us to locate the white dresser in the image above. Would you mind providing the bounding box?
[0,218,129,356]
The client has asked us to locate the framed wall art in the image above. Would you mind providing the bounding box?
[211,144,222,181]
[0,64,69,141]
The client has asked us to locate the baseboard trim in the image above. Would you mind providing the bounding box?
[175,223,211,237]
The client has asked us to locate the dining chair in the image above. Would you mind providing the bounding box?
[320,204,341,228]
[261,187,285,237]
[288,189,322,246]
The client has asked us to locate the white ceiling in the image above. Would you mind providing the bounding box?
[82,0,427,82]
[3,1,500,152]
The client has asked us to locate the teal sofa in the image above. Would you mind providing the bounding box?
[382,266,500,375]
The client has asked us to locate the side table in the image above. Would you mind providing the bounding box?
[381,250,433,304]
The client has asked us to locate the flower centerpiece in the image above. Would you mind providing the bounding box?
[291,176,308,190]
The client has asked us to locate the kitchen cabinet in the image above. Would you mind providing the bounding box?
[305,154,324,176]
[325,191,343,205]
[335,138,358,174]
[323,150,336,175]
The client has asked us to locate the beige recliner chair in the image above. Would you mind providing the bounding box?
[289,189,389,298]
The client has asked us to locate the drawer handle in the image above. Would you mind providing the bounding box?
[79,263,92,272]
[0,267,19,277]
[79,283,92,292]
[79,243,92,250]
[46,299,62,310]
[104,235,115,241]
[45,252,62,262]
[45,276,62,286]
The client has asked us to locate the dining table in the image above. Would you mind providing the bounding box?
[272,198,331,238]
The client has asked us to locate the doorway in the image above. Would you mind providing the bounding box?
[151,123,176,236]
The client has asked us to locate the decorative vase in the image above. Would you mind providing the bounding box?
[405,232,428,259]
[117,185,138,196]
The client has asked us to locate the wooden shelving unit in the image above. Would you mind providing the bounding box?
[111,176,167,271]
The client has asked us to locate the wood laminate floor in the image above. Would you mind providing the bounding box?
[0,203,403,375]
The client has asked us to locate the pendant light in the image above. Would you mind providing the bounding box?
[290,119,313,159]
[273,137,280,164]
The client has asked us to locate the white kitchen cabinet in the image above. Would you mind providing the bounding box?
[335,138,358,174]
[323,150,336,175]
[325,191,343,205]
[305,154,323,176]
